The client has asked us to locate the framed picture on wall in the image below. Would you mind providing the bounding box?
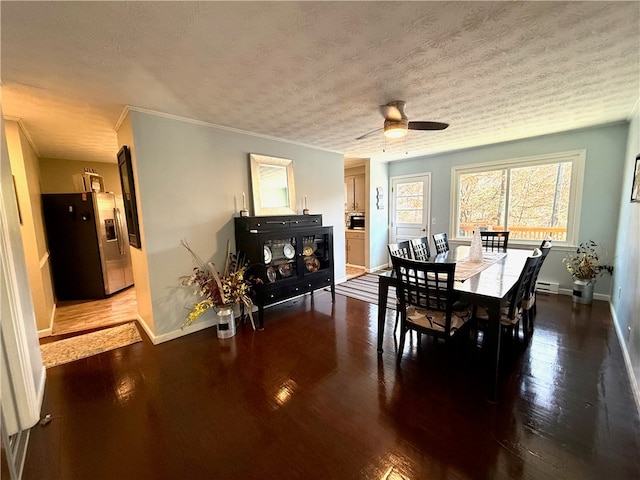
[632,154,640,203]
[117,145,142,248]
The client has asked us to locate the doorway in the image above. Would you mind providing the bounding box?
[51,287,137,336]
[389,173,431,244]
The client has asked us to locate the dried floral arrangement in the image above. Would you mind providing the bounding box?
[563,240,613,281]
[180,240,256,330]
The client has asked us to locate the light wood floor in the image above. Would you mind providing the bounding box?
[51,286,138,336]
[346,265,366,279]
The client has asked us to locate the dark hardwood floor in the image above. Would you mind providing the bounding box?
[24,291,640,479]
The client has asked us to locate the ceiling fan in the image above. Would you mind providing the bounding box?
[355,101,449,140]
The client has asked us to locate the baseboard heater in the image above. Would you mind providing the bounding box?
[536,280,559,294]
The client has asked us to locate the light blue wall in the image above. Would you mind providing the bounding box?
[129,110,345,337]
[367,159,390,271]
[388,123,629,296]
[612,106,640,399]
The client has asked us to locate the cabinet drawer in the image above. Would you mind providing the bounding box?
[346,231,365,240]
[303,273,334,291]
[236,215,323,232]
[263,283,308,303]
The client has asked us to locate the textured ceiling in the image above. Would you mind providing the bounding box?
[2,1,639,164]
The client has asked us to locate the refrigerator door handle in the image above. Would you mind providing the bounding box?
[114,207,125,255]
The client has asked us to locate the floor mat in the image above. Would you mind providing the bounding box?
[332,273,397,310]
[40,322,142,368]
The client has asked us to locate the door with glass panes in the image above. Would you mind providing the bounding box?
[389,174,431,244]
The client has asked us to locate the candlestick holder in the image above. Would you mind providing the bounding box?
[240,209,249,217]
[303,208,310,215]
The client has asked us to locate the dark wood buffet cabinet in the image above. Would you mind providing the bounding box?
[234,215,335,329]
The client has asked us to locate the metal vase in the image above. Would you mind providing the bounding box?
[216,305,237,339]
[572,279,594,304]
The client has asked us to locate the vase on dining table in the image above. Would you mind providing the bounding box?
[469,230,484,263]
[216,304,237,339]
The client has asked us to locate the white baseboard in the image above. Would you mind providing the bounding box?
[335,275,348,284]
[609,303,640,416]
[136,313,218,345]
[368,263,390,273]
[557,288,610,302]
[38,304,56,338]
[37,327,52,338]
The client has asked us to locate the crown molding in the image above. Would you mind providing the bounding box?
[2,116,41,157]
[119,105,343,155]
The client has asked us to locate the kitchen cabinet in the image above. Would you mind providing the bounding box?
[345,174,366,212]
[235,215,335,329]
[346,230,365,266]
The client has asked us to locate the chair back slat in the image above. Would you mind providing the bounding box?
[410,237,431,261]
[432,232,449,254]
[391,256,457,334]
[387,241,412,260]
[507,250,541,319]
[529,245,551,296]
[479,231,510,252]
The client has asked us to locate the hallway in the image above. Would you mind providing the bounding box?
[49,287,137,337]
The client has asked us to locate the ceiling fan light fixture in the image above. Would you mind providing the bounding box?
[384,120,408,139]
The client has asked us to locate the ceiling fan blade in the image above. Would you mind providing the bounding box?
[355,127,383,140]
[380,104,403,121]
[408,121,449,131]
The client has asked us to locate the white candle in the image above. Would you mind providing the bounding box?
[242,192,246,210]
[304,195,307,209]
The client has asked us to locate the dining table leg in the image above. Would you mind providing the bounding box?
[485,302,502,402]
[377,277,390,354]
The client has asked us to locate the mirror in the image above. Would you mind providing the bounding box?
[250,154,297,215]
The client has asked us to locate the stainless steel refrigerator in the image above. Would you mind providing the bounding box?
[42,192,134,300]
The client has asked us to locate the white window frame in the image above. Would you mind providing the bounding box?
[449,150,586,247]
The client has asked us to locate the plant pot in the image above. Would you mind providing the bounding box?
[572,279,594,304]
[216,305,236,339]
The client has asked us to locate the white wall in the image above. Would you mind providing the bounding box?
[120,109,345,342]
[0,115,45,437]
[388,123,629,297]
[612,103,640,402]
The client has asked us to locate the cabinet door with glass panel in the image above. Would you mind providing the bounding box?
[262,236,299,284]
[299,230,333,277]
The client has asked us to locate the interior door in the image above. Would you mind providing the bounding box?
[389,174,431,244]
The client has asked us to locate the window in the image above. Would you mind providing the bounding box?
[395,181,424,224]
[451,150,585,245]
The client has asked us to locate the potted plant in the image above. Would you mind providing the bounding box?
[563,240,613,304]
[180,240,256,337]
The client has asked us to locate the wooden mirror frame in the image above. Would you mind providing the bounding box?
[249,154,297,215]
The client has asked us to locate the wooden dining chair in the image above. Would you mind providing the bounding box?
[409,236,431,261]
[392,256,472,363]
[473,249,541,342]
[432,232,449,254]
[522,243,551,338]
[387,241,412,334]
[479,231,510,252]
[387,241,412,260]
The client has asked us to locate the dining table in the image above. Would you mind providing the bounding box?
[376,245,532,402]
